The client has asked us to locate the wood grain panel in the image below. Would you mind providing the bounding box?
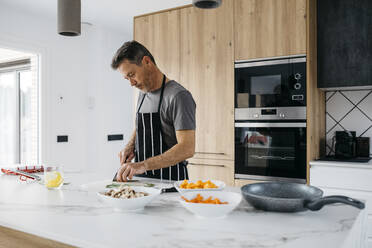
[134,4,192,19]
[134,9,181,116]
[234,179,265,187]
[180,1,234,160]
[134,10,180,83]
[306,0,326,184]
[0,225,73,248]
[187,158,234,186]
[234,0,306,60]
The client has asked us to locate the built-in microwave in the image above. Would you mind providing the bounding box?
[235,55,306,109]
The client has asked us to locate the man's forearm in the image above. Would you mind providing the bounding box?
[127,130,136,148]
[144,143,194,171]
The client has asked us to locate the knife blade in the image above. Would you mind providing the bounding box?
[7,169,42,181]
[112,171,119,181]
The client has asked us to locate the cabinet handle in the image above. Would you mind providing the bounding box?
[195,152,226,155]
[189,163,225,168]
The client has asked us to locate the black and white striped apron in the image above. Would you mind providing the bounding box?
[134,74,188,181]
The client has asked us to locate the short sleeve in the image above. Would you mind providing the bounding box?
[170,90,196,131]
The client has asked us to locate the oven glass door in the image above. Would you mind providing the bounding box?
[235,122,306,180]
[235,61,306,108]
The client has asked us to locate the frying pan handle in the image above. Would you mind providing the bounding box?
[306,195,365,211]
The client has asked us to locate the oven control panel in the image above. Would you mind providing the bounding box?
[235,107,306,120]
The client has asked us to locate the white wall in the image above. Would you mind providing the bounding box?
[0,4,134,174]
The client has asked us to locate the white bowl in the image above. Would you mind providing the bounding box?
[174,180,226,194]
[179,191,242,218]
[97,186,161,211]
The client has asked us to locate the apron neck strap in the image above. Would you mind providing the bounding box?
[137,74,167,114]
[157,74,166,112]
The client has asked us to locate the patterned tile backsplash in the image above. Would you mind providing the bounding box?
[326,90,372,156]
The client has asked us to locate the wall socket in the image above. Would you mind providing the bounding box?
[57,135,68,142]
[107,134,123,141]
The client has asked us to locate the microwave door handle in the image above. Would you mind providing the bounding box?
[234,56,306,68]
[235,122,306,128]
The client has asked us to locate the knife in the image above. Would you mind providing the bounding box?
[113,152,139,182]
[161,187,178,193]
[8,169,42,181]
[112,174,139,182]
[113,152,128,181]
[112,172,119,181]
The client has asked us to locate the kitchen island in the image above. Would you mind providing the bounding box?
[0,172,367,248]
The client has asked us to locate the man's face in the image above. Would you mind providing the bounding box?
[117,58,152,92]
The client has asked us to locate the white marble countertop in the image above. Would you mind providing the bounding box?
[310,159,372,169]
[0,171,366,248]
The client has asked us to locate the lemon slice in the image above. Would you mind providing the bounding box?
[45,172,63,188]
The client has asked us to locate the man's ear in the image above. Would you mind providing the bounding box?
[142,56,152,66]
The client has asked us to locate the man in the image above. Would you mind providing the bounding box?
[111,40,196,182]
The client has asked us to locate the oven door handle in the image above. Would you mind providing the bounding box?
[235,122,306,128]
[250,155,295,161]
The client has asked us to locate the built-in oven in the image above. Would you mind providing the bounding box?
[234,55,307,183]
[235,114,306,183]
[235,55,306,111]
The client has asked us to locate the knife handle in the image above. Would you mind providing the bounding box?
[162,187,178,193]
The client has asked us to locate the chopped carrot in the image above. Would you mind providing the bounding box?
[181,193,228,204]
[179,180,218,189]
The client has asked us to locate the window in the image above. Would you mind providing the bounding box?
[0,49,39,165]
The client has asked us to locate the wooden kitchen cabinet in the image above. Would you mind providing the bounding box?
[234,179,264,187]
[134,9,181,82]
[134,3,235,185]
[135,2,234,161]
[306,0,326,183]
[133,9,182,114]
[179,0,234,161]
[133,0,323,185]
[234,0,307,60]
[187,158,234,186]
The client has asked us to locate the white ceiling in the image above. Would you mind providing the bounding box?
[0,0,191,35]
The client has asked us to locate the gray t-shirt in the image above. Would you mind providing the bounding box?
[136,80,196,148]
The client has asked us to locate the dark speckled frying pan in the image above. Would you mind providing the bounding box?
[241,182,365,212]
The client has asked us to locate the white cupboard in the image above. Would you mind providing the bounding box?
[310,160,372,248]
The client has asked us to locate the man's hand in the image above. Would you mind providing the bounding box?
[116,162,146,182]
[118,145,135,165]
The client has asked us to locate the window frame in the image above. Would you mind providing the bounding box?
[0,60,34,164]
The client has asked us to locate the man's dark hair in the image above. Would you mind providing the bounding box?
[111,40,156,69]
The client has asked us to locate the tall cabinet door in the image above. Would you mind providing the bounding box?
[134,10,181,117]
[134,10,181,82]
[179,1,234,161]
[234,0,306,60]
